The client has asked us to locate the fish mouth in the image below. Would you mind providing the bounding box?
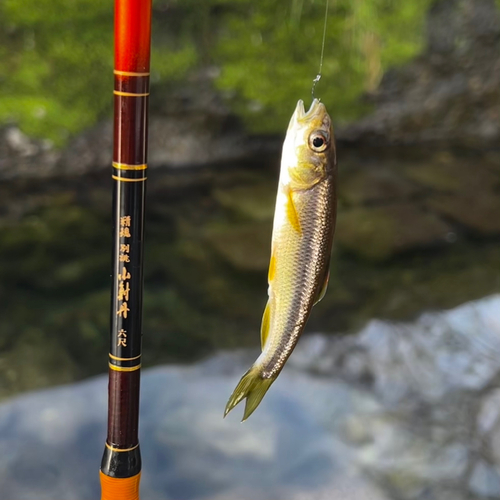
[294,98,325,122]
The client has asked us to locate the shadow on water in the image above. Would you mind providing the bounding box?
[0,144,499,398]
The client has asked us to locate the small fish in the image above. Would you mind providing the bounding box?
[224,98,337,421]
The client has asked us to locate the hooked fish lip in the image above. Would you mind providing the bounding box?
[294,98,324,120]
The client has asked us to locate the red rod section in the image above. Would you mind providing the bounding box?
[100,1,152,499]
[115,0,152,73]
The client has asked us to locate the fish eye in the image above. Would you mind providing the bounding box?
[308,131,329,152]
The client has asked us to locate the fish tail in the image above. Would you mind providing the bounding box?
[224,366,275,422]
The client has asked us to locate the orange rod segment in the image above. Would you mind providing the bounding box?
[100,472,141,500]
[114,0,152,73]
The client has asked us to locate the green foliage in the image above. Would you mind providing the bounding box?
[0,0,196,146]
[0,0,113,146]
[213,0,433,131]
[0,0,433,144]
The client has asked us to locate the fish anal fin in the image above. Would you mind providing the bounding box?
[314,269,330,305]
[260,300,271,350]
[286,187,302,235]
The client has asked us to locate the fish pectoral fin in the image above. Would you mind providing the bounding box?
[288,161,324,190]
[224,367,275,422]
[286,187,302,235]
[314,269,330,305]
[260,300,272,350]
[268,251,276,283]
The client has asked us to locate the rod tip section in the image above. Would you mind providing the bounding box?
[100,471,141,500]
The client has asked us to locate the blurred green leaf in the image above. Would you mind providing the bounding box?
[0,0,436,145]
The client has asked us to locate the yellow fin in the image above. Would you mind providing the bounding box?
[224,366,275,421]
[268,252,276,283]
[288,161,324,190]
[286,187,302,234]
[260,300,271,349]
[314,270,330,305]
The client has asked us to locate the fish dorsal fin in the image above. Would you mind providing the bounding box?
[286,187,302,235]
[314,269,330,305]
[260,300,272,350]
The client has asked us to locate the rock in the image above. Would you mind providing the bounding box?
[478,389,500,435]
[341,0,500,147]
[289,295,500,403]
[0,127,60,180]
[58,120,112,176]
[148,113,249,169]
[491,424,500,466]
[58,113,251,176]
[339,168,420,206]
[358,295,500,402]
[426,192,500,235]
[0,76,273,181]
[401,157,499,194]
[57,79,260,177]
[335,204,452,261]
[468,461,500,498]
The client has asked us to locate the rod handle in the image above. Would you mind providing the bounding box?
[100,471,141,500]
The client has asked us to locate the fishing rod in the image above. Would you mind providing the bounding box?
[100,1,152,499]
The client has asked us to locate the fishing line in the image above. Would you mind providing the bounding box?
[311,0,329,99]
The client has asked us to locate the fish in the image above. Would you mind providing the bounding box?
[224,98,337,421]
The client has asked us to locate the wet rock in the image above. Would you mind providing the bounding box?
[358,295,500,402]
[489,418,500,466]
[289,295,500,403]
[426,192,500,234]
[401,158,499,194]
[477,389,500,435]
[339,168,420,206]
[335,204,452,261]
[468,461,500,498]
[367,441,468,499]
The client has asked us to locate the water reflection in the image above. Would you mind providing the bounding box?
[1,294,499,499]
[0,146,499,399]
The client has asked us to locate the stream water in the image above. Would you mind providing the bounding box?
[1,294,500,500]
[0,144,498,401]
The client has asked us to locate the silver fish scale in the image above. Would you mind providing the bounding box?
[261,175,336,379]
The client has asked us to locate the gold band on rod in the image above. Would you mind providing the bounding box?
[114,90,149,97]
[109,353,142,362]
[113,162,147,171]
[105,442,139,453]
[109,363,141,372]
[114,70,150,77]
[112,175,147,182]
